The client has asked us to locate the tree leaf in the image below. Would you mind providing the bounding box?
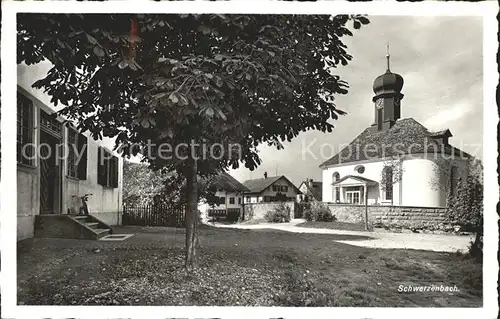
[358,16,370,25]
[205,107,214,117]
[86,34,98,45]
[141,118,150,128]
[169,93,179,104]
[198,25,211,35]
[217,108,227,121]
[118,60,129,69]
[93,46,105,57]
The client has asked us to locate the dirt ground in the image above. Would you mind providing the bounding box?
[17,225,482,307]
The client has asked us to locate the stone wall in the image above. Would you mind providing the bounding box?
[243,202,294,221]
[369,205,447,228]
[326,204,447,228]
[91,211,121,226]
[326,204,365,223]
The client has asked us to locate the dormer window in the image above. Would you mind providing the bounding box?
[430,129,452,146]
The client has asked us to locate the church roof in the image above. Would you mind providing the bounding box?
[319,118,471,168]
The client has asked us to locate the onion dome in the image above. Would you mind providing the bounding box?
[373,45,404,95]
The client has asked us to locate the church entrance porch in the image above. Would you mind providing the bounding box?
[331,175,378,205]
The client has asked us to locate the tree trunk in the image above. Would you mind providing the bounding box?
[185,158,199,270]
[470,216,483,261]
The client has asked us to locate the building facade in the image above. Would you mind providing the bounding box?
[320,55,470,208]
[16,86,123,240]
[198,172,249,222]
[297,179,323,202]
[243,174,301,203]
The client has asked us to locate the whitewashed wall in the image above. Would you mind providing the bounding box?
[321,154,467,207]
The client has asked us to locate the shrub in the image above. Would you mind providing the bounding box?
[447,174,483,232]
[303,208,315,221]
[303,202,335,222]
[316,206,335,222]
[265,203,291,223]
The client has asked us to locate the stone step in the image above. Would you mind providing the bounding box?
[85,222,100,228]
[73,215,89,220]
[94,229,110,234]
[94,228,111,239]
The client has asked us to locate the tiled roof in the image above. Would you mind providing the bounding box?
[300,181,323,201]
[319,118,471,168]
[242,175,283,193]
[209,172,250,193]
[243,175,301,194]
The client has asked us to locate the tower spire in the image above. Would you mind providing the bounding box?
[386,42,391,72]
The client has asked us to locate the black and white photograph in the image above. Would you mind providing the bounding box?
[1,1,498,318]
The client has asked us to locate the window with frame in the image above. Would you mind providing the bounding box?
[272,185,280,192]
[40,110,62,136]
[67,129,88,179]
[281,185,288,192]
[245,196,251,203]
[238,197,241,205]
[219,197,226,205]
[97,146,119,188]
[384,167,393,201]
[346,191,361,204]
[17,93,34,166]
[229,197,235,204]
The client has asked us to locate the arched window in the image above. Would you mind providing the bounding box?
[332,172,340,182]
[332,172,340,202]
[383,167,393,201]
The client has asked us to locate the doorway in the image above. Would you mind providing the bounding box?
[39,130,62,214]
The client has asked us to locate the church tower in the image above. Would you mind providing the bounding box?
[372,45,404,131]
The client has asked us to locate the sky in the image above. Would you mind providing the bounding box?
[17,15,483,187]
[231,15,484,186]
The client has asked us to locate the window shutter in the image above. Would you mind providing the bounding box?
[111,156,119,188]
[77,134,88,180]
[97,147,106,186]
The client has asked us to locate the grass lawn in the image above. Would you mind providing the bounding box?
[17,225,482,306]
[297,220,371,232]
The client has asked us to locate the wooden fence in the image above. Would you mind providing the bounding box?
[122,203,186,228]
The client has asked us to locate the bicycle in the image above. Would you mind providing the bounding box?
[72,193,93,215]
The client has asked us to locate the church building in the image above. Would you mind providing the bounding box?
[320,52,471,208]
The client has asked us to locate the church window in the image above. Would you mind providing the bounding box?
[384,167,393,201]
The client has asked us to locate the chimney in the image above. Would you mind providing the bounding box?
[308,178,313,189]
[264,172,268,179]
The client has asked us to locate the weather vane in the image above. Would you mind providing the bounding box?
[386,42,391,72]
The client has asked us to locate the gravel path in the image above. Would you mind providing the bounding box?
[211,219,474,253]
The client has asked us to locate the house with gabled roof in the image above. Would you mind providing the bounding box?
[320,55,471,208]
[198,171,250,221]
[297,179,322,202]
[242,172,302,203]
